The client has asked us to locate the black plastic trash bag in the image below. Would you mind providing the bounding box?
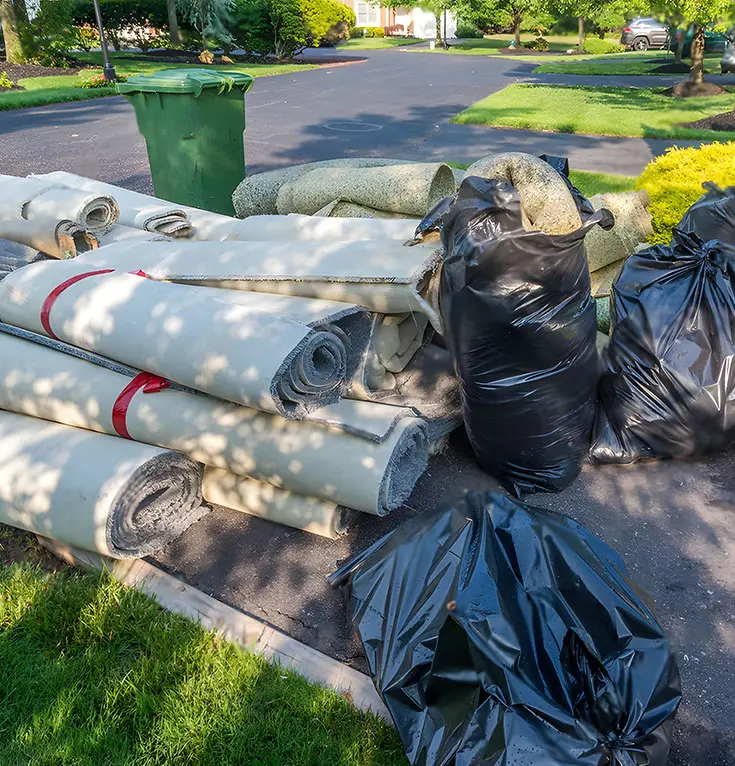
[676,183,735,246]
[439,176,612,495]
[330,492,681,766]
[591,230,735,463]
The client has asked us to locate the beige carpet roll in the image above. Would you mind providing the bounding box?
[276,163,456,217]
[0,217,97,259]
[0,259,351,417]
[585,191,653,272]
[231,213,420,241]
[0,174,118,234]
[202,470,345,538]
[0,410,204,559]
[590,259,624,298]
[232,158,415,217]
[314,200,415,219]
[74,238,443,329]
[0,330,429,515]
[465,152,582,234]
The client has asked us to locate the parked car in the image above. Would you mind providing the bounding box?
[621,17,669,51]
[669,26,728,58]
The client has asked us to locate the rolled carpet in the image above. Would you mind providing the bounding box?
[314,200,415,219]
[96,224,172,246]
[465,152,582,235]
[0,259,350,417]
[0,174,118,234]
[276,163,457,217]
[0,409,204,558]
[232,158,416,217]
[0,330,428,515]
[0,217,98,259]
[31,171,192,237]
[202,470,346,538]
[73,238,443,329]
[590,259,624,298]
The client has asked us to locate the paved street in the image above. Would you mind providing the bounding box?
[1,47,734,765]
[0,49,712,184]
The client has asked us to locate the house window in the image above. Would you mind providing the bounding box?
[356,1,380,26]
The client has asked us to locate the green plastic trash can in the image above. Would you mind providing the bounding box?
[118,69,254,215]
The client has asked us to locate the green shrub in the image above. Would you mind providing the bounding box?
[73,24,100,52]
[350,25,365,37]
[525,36,549,50]
[78,72,129,88]
[582,38,625,55]
[0,72,15,89]
[455,22,483,38]
[20,0,78,66]
[364,26,384,37]
[72,0,168,50]
[636,142,735,244]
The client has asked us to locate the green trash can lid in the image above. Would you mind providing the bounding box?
[117,69,254,97]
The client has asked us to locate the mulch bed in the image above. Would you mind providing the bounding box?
[0,61,86,80]
[682,110,735,131]
[122,49,282,65]
[651,61,692,74]
[666,80,727,97]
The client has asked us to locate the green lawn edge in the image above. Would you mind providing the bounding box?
[0,562,405,765]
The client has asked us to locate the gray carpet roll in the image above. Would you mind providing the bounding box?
[0,410,205,558]
[276,163,457,217]
[0,259,351,417]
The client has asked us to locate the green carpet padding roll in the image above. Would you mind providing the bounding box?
[276,164,457,217]
[0,174,119,234]
[465,152,582,235]
[590,259,624,298]
[74,239,443,330]
[0,259,354,417]
[0,330,429,515]
[0,217,97,259]
[202,470,346,538]
[0,410,205,559]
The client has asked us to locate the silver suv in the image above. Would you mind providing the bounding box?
[620,18,669,51]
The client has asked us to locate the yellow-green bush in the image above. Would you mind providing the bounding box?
[636,142,735,244]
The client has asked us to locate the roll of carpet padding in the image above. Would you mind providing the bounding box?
[74,238,443,330]
[314,200,415,219]
[0,217,98,259]
[31,172,192,237]
[0,259,352,417]
[590,259,624,298]
[276,163,457,217]
[96,224,172,246]
[0,409,205,558]
[0,330,428,514]
[0,174,119,234]
[202,470,346,538]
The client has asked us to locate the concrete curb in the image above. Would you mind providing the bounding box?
[36,536,391,723]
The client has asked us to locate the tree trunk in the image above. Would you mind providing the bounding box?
[167,0,180,46]
[577,16,584,52]
[675,23,689,63]
[442,8,448,49]
[435,11,441,43]
[513,9,521,47]
[689,24,705,85]
[0,0,25,63]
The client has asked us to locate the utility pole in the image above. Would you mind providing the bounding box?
[92,0,117,81]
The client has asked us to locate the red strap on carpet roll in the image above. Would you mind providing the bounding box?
[112,373,170,440]
[40,269,115,339]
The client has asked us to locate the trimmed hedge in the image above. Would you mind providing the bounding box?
[636,142,735,244]
[582,38,625,55]
[525,36,549,50]
[455,22,483,39]
[351,26,384,38]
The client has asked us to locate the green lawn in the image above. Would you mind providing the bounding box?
[414,34,618,59]
[338,37,422,49]
[453,84,735,140]
[0,53,319,111]
[534,51,722,75]
[0,562,404,765]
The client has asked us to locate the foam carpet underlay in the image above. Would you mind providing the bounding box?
[0,330,429,517]
[0,259,356,417]
[0,409,205,558]
[0,174,118,234]
[74,239,443,330]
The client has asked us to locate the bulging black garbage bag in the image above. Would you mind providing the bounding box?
[676,183,735,245]
[439,176,611,495]
[591,230,735,463]
[330,492,681,766]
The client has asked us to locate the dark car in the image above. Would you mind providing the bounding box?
[669,26,728,58]
[621,17,669,51]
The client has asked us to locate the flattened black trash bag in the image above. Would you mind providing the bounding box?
[439,176,611,495]
[591,230,735,463]
[676,183,735,245]
[330,492,681,766]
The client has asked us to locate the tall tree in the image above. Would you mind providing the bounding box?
[0,0,24,62]
[177,0,234,47]
[167,0,181,44]
[672,0,729,84]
